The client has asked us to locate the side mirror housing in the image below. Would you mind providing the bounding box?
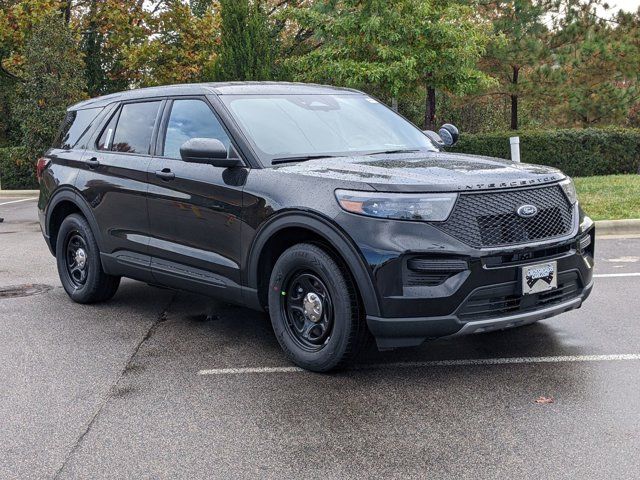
[423,130,445,149]
[180,138,242,167]
[438,124,459,147]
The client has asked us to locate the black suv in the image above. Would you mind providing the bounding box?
[38,82,594,371]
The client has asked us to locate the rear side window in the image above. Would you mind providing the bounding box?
[53,108,102,149]
[162,99,231,159]
[102,101,161,154]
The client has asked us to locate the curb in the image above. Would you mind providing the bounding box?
[0,189,39,197]
[595,219,640,237]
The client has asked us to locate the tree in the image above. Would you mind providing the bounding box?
[125,0,220,87]
[0,0,65,80]
[477,0,552,130]
[541,3,640,126]
[285,0,492,128]
[76,0,151,95]
[213,0,278,81]
[416,1,494,129]
[13,13,86,155]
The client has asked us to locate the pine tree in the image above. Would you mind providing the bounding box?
[214,0,278,81]
[478,0,552,130]
[542,3,640,126]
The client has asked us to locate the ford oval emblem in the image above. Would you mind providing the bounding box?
[517,204,538,218]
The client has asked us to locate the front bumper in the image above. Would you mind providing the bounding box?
[337,209,595,349]
[368,280,592,349]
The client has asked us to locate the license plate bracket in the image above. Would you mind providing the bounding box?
[522,261,557,295]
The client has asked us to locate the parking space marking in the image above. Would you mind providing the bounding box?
[594,273,640,278]
[198,353,640,376]
[0,197,37,206]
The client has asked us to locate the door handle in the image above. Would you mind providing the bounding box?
[155,168,175,181]
[85,157,100,169]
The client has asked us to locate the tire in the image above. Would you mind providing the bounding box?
[268,243,368,372]
[56,213,120,304]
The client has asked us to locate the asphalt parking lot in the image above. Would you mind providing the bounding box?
[1,196,640,479]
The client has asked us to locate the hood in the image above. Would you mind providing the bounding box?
[273,151,565,192]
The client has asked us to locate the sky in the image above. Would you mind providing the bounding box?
[606,0,640,13]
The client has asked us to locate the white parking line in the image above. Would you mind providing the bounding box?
[0,197,37,206]
[198,353,640,376]
[594,273,640,278]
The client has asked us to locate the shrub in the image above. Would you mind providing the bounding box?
[450,128,640,177]
[0,147,36,190]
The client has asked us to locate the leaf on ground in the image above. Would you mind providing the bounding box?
[534,395,554,404]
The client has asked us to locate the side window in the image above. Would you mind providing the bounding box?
[53,107,103,149]
[162,99,231,160]
[100,101,161,154]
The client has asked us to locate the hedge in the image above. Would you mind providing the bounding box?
[0,147,37,190]
[450,128,640,178]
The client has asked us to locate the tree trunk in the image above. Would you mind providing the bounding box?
[510,65,520,130]
[391,97,398,112]
[425,85,436,130]
[61,0,72,24]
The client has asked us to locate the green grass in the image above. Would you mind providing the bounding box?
[574,174,640,221]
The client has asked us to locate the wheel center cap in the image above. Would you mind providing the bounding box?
[303,292,323,323]
[75,248,87,269]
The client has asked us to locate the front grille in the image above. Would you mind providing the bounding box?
[435,185,574,248]
[458,271,581,321]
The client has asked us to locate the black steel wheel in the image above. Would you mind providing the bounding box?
[56,213,120,303]
[281,271,334,351]
[268,243,368,372]
[65,233,89,287]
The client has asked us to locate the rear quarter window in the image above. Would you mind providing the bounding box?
[53,107,103,149]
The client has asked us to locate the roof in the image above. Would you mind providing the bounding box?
[70,82,362,110]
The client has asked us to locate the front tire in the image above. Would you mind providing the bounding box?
[56,213,120,304]
[268,243,367,372]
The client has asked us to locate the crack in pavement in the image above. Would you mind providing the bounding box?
[52,292,177,480]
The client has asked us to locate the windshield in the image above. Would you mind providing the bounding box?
[220,94,437,166]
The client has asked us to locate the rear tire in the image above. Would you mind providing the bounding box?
[56,213,120,304]
[268,243,367,372]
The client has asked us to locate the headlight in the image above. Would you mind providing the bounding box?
[560,177,578,205]
[335,190,458,221]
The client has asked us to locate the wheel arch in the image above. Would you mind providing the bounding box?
[46,189,104,254]
[246,211,381,317]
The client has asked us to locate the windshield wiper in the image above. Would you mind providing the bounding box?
[272,149,420,165]
[367,149,421,156]
[272,155,338,165]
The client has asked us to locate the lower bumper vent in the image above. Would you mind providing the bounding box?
[405,257,468,287]
[458,271,581,321]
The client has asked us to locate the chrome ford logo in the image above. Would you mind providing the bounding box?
[517,204,538,218]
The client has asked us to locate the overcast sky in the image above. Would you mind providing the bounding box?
[606,0,640,13]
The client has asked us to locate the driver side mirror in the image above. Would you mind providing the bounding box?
[180,138,242,167]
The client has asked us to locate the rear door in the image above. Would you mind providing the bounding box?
[42,107,104,199]
[76,100,164,280]
[146,97,246,300]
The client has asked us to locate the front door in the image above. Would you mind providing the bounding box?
[146,97,246,301]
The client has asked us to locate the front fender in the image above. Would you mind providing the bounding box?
[245,210,381,317]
